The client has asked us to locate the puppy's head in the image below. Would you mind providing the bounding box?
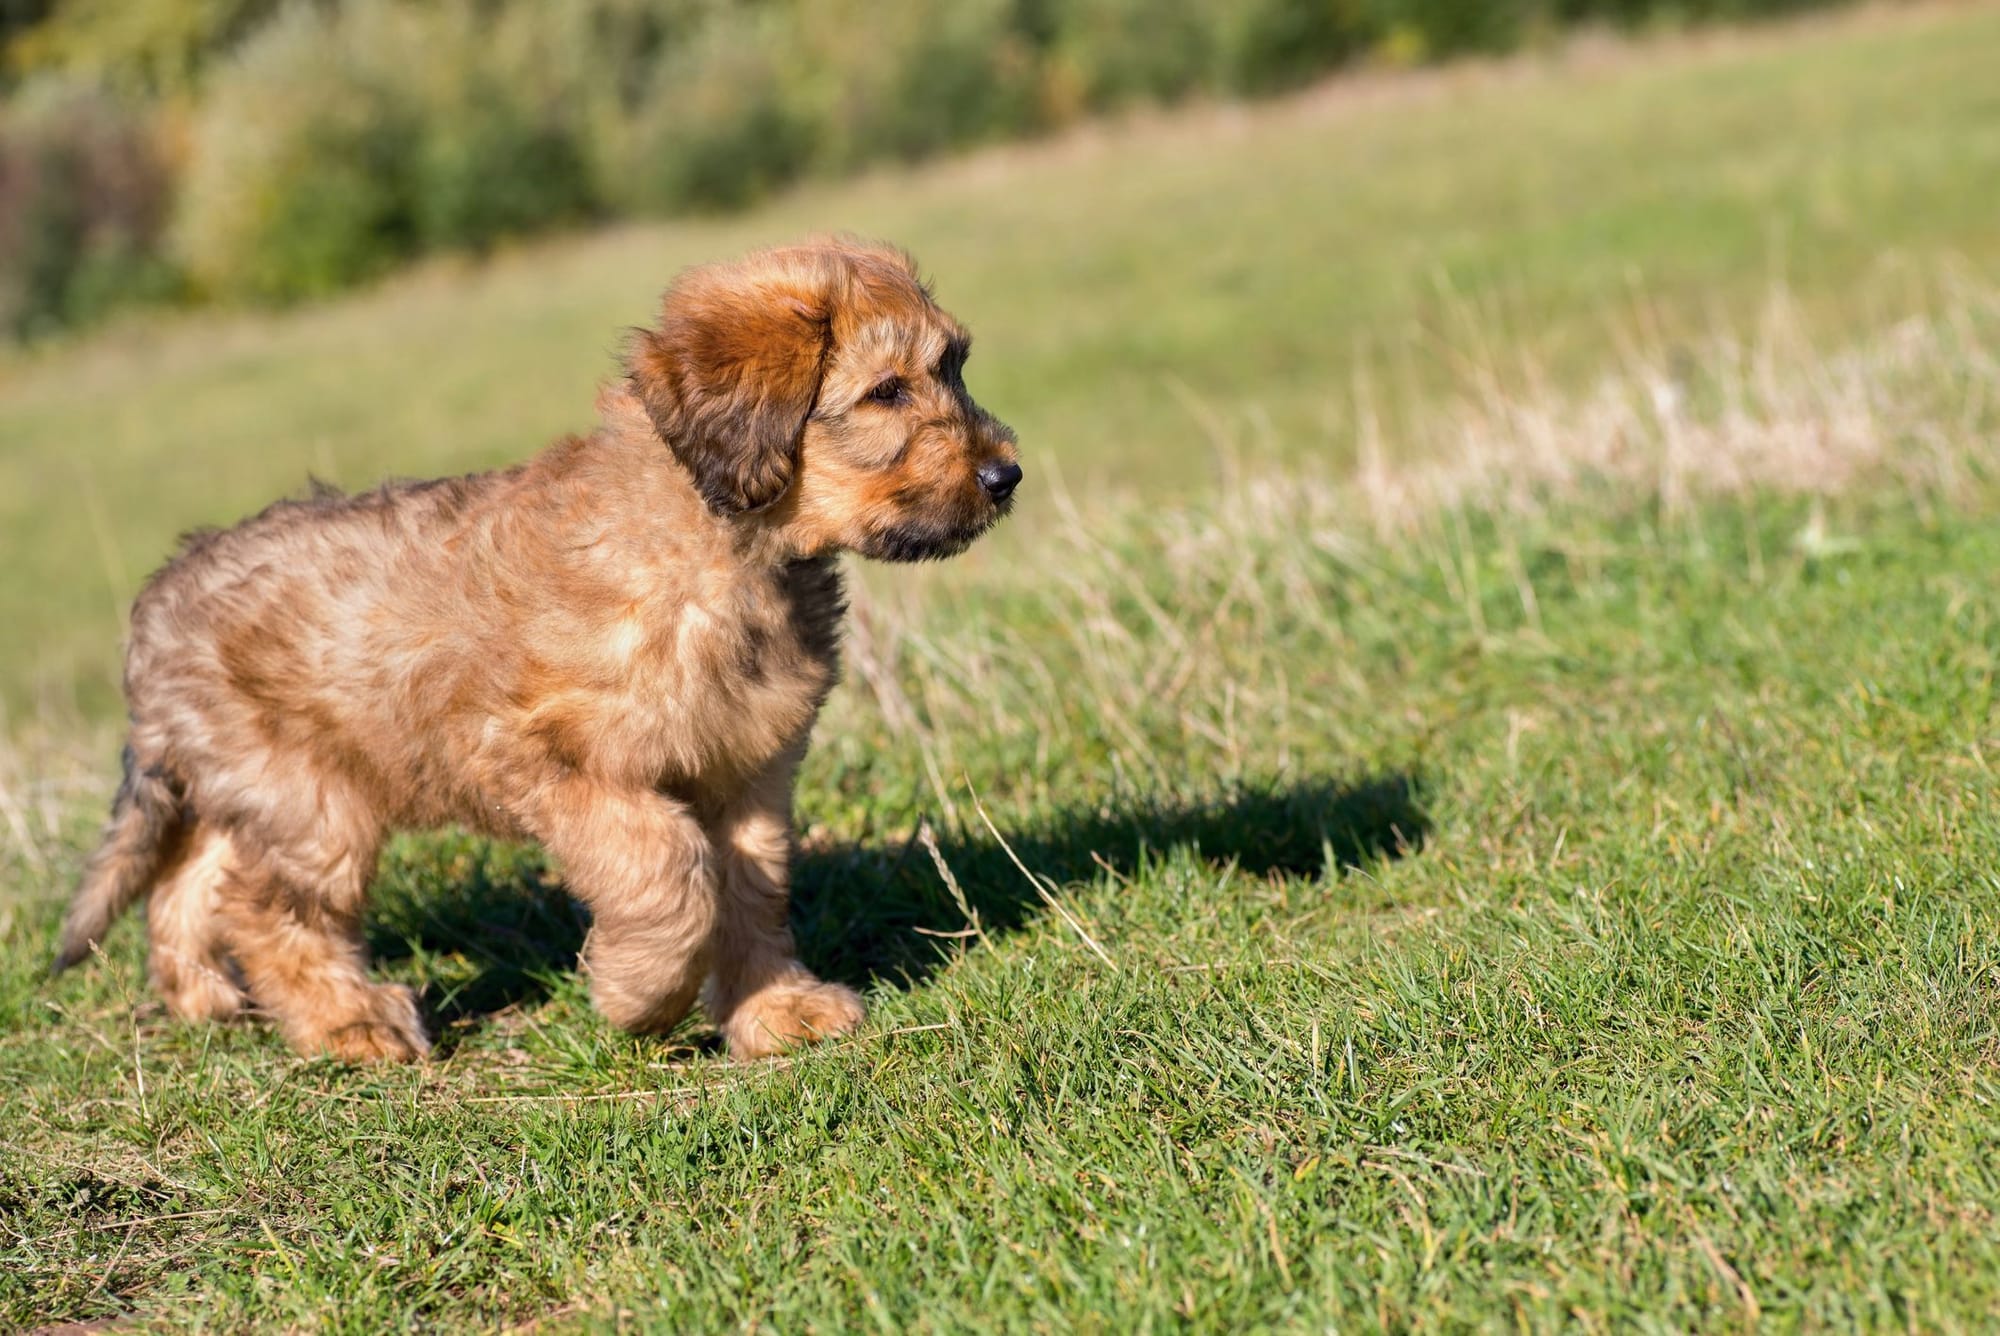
[627,238,1020,561]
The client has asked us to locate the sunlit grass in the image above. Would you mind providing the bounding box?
[6,261,2000,1329]
[7,4,2000,1328]
[3,2,1999,717]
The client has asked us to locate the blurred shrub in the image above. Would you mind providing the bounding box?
[616,9,815,213]
[5,0,277,97]
[617,0,1052,212]
[1217,0,1373,95]
[173,1,595,303]
[2,0,1859,328]
[415,83,592,250]
[794,0,1050,171]
[171,3,412,301]
[1049,0,1219,109]
[1360,0,1527,63]
[0,80,177,336]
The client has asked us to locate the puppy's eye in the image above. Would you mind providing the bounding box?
[868,377,903,405]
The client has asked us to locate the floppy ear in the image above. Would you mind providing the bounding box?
[628,257,836,514]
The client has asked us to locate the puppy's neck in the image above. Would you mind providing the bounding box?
[583,382,802,572]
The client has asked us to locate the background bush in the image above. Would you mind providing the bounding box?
[616,9,814,214]
[173,2,597,302]
[0,80,176,337]
[1,0,1859,331]
[1048,0,1217,110]
[786,0,1051,172]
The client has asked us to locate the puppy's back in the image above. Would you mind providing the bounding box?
[122,471,518,808]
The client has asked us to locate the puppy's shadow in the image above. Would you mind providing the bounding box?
[369,773,1428,1041]
[790,772,1429,991]
[367,835,585,1038]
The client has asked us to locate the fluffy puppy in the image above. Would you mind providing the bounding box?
[54,238,1021,1062]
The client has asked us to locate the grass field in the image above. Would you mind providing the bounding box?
[7,2,2000,1329]
[3,1,2000,720]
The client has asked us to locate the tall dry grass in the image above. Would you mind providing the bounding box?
[826,276,2000,819]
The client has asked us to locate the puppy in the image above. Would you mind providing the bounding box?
[53,238,1021,1062]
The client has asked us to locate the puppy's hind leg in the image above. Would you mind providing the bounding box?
[147,821,249,1022]
[218,819,426,1063]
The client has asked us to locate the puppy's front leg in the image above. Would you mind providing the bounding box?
[525,778,720,1035]
[702,749,865,1059]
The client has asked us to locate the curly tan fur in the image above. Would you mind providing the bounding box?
[55,238,1020,1063]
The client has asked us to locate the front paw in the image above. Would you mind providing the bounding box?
[722,978,865,1059]
[292,983,430,1064]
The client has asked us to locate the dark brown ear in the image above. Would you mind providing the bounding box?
[628,254,837,513]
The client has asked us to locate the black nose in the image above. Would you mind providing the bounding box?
[977,461,1022,501]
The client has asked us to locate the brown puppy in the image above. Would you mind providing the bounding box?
[53,238,1020,1062]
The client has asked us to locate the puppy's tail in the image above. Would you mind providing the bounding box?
[52,744,184,975]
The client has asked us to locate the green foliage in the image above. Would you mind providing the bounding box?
[170,4,408,301]
[412,83,593,253]
[792,0,1051,170]
[1,0,1869,327]
[3,0,276,96]
[0,0,59,75]
[170,2,598,302]
[0,80,177,336]
[616,10,814,213]
[1049,0,1220,108]
[1218,0,1373,93]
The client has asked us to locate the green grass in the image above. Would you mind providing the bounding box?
[3,2,2000,718]
[7,285,2000,1328]
[9,3,2000,1329]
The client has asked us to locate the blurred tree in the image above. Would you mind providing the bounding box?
[0,82,176,334]
[5,0,277,97]
[0,0,1869,332]
[0,0,59,59]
